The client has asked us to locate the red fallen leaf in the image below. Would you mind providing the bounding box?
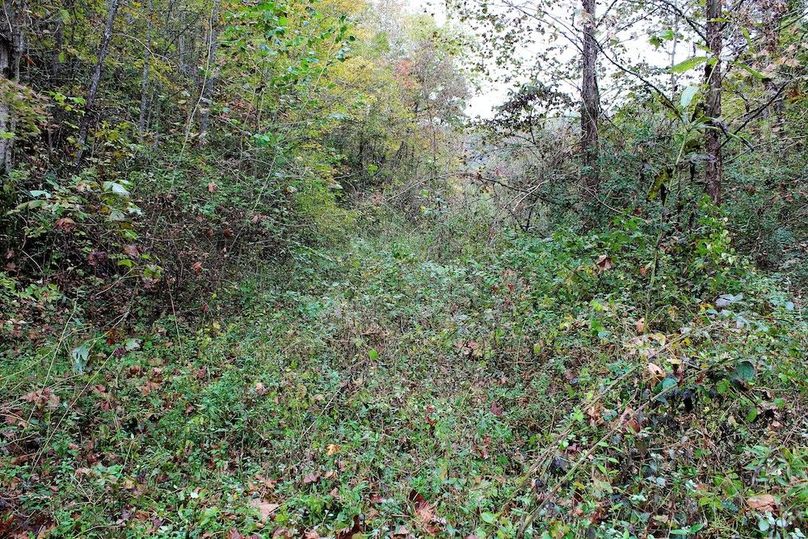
[250,498,279,523]
[596,254,613,271]
[303,472,320,485]
[207,182,218,193]
[192,261,203,274]
[55,217,76,232]
[490,401,504,417]
[414,501,443,534]
[393,525,411,536]
[475,436,491,459]
[619,407,642,433]
[255,475,277,490]
[139,380,161,396]
[586,402,603,426]
[303,531,321,539]
[228,529,243,539]
[88,250,108,267]
[747,494,776,512]
[22,388,60,410]
[124,244,140,258]
[424,405,437,426]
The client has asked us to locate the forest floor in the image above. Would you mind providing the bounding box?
[1,210,806,538]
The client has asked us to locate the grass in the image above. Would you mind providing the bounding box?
[1,207,806,538]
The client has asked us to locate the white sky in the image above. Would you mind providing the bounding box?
[403,0,508,117]
[402,0,694,119]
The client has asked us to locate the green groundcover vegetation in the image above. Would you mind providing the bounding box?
[0,0,806,537]
[2,203,806,537]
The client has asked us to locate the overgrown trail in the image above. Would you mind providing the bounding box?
[2,212,805,538]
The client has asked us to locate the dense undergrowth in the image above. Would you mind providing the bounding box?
[1,199,805,538]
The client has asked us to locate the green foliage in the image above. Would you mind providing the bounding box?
[2,197,804,537]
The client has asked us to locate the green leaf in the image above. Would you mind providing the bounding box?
[481,512,497,524]
[367,348,379,361]
[670,56,708,74]
[102,181,131,198]
[680,85,700,109]
[733,360,756,382]
[71,342,91,374]
[734,62,766,80]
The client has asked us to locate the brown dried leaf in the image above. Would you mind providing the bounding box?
[647,362,666,382]
[596,254,613,271]
[249,498,279,522]
[747,494,776,513]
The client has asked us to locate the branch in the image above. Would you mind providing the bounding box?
[595,39,679,114]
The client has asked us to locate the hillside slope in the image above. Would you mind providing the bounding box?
[2,207,805,538]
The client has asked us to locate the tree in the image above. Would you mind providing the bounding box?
[447,0,602,198]
[75,0,121,165]
[581,0,600,192]
[704,0,722,204]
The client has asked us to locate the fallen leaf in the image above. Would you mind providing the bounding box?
[424,405,437,426]
[635,318,645,334]
[747,494,776,513]
[123,244,140,258]
[335,515,363,539]
[250,498,279,523]
[326,443,341,456]
[586,402,603,426]
[55,217,76,232]
[22,388,60,410]
[647,362,665,382]
[596,254,613,271]
[192,261,203,274]
[619,407,641,433]
[490,401,504,416]
[303,472,320,485]
[207,182,218,193]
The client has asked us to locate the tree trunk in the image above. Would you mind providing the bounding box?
[1,0,25,175]
[0,35,11,175]
[580,0,599,194]
[761,0,786,120]
[704,0,722,205]
[197,0,221,144]
[138,0,154,142]
[75,0,120,166]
